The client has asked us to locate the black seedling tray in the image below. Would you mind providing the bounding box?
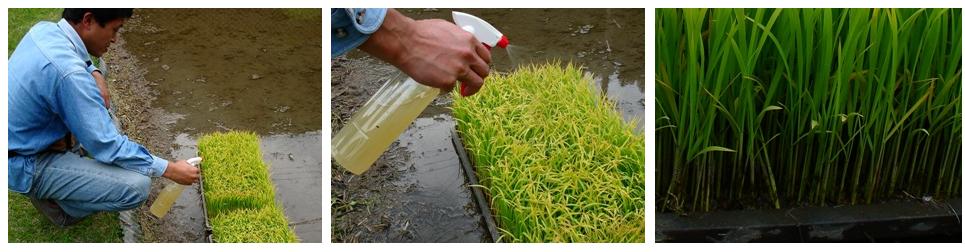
[450,127,502,243]
[657,198,962,242]
[198,166,214,243]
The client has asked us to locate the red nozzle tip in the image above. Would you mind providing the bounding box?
[496,35,509,48]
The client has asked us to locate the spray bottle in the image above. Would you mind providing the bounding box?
[149,157,202,218]
[333,11,509,175]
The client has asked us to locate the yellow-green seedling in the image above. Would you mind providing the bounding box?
[199,131,276,215]
[452,64,645,242]
[198,131,297,243]
[209,204,298,243]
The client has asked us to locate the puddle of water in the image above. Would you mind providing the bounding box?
[596,72,645,133]
[261,131,324,242]
[389,115,487,242]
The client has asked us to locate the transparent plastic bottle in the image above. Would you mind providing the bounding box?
[149,157,201,218]
[333,76,438,174]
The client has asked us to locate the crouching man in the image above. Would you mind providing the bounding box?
[8,8,199,227]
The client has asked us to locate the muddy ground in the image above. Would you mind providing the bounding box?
[104,9,322,242]
[331,9,644,242]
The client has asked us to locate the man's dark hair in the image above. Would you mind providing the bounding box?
[62,9,134,27]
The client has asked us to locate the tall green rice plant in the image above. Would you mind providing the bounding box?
[656,8,962,212]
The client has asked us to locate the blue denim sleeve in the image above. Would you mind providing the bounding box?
[53,70,169,177]
[332,8,388,57]
[86,62,99,74]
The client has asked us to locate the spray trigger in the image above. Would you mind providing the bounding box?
[452,12,509,97]
[187,157,202,166]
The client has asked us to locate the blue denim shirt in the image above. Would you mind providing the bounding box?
[8,19,168,193]
[332,8,387,56]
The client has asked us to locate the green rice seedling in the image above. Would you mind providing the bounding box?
[209,204,298,243]
[452,64,645,242]
[198,132,276,215]
[198,131,298,243]
[656,8,962,212]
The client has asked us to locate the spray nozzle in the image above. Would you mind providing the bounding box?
[453,11,509,49]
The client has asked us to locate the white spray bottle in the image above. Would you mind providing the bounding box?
[149,157,202,218]
[333,11,509,175]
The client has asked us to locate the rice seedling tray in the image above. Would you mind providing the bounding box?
[451,64,646,242]
[198,131,299,243]
[451,127,502,242]
[656,198,962,242]
[198,172,215,243]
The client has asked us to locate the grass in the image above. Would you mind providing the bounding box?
[656,8,962,212]
[452,64,645,242]
[8,8,61,57]
[8,194,122,242]
[8,8,122,243]
[198,131,298,243]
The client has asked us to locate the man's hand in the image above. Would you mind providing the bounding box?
[46,137,71,152]
[92,70,111,108]
[359,9,492,96]
[163,160,200,185]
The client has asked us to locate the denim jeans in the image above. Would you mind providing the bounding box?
[23,108,152,218]
[26,150,152,218]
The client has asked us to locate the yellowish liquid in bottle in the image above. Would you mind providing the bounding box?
[149,183,184,218]
[333,75,441,174]
[149,157,200,218]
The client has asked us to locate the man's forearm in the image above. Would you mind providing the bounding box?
[92,70,111,108]
[358,9,415,67]
[352,8,490,95]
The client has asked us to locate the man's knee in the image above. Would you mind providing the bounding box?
[117,175,151,210]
